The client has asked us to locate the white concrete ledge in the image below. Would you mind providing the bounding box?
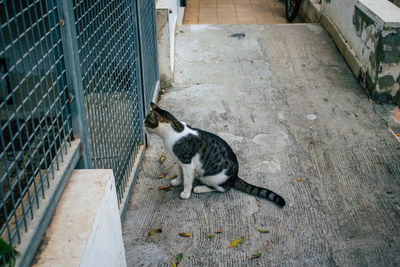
[32,170,126,267]
[356,0,400,28]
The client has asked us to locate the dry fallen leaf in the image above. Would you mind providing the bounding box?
[158,173,166,179]
[169,174,177,180]
[158,185,171,191]
[159,152,166,163]
[179,232,193,237]
[251,252,262,259]
[229,237,244,248]
[216,227,223,234]
[148,228,162,236]
[296,177,302,182]
[256,228,270,234]
[379,160,383,164]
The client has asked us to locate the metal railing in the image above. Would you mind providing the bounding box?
[0,0,159,265]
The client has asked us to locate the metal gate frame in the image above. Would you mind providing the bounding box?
[136,0,160,116]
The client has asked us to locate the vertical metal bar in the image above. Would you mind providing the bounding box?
[134,0,149,148]
[131,0,145,144]
[135,0,147,115]
[56,0,92,169]
[151,0,160,83]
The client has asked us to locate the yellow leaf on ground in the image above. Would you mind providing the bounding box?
[148,228,162,236]
[159,152,166,163]
[158,173,166,179]
[169,174,177,180]
[296,177,302,182]
[256,228,270,233]
[179,232,193,237]
[229,237,244,248]
[171,261,176,267]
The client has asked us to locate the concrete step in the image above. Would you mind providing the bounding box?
[33,170,126,267]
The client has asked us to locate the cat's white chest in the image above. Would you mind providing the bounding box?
[160,123,199,162]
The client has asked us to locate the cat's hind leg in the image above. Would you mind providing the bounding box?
[199,172,228,193]
[193,185,215,194]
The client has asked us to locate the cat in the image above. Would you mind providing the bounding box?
[144,102,285,207]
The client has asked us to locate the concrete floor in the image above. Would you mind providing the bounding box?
[122,24,400,266]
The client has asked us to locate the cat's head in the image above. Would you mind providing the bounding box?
[144,102,184,135]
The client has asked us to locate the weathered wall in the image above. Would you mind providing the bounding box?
[352,0,400,104]
[156,9,172,88]
[156,0,181,88]
[304,0,400,105]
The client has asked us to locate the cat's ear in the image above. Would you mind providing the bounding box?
[150,102,159,110]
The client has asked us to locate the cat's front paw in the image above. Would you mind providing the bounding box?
[170,178,182,187]
[180,191,191,199]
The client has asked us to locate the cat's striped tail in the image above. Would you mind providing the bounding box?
[233,177,286,207]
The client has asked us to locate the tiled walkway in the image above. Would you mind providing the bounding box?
[183,0,290,24]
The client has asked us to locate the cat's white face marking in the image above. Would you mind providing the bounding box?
[148,121,198,148]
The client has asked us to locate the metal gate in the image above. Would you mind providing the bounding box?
[0,0,159,265]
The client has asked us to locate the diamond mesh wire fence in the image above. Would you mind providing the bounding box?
[0,0,73,246]
[0,0,158,263]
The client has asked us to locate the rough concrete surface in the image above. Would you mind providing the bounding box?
[122,24,400,266]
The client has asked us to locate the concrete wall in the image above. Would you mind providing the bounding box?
[302,0,400,106]
[156,0,182,88]
[156,8,172,88]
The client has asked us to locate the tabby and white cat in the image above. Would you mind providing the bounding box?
[145,103,285,207]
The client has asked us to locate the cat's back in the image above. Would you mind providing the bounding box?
[195,128,238,177]
[172,125,238,165]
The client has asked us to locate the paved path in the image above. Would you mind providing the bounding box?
[183,0,294,25]
[123,24,400,266]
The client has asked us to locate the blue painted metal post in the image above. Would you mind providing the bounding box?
[56,0,92,169]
